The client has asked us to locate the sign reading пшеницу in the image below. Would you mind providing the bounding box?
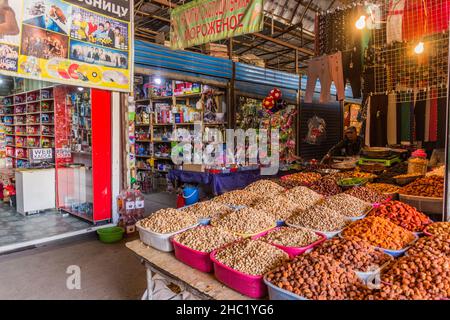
[170,0,264,50]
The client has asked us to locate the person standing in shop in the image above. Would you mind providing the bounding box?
[321,126,366,163]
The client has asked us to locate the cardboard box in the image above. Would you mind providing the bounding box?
[182,164,205,172]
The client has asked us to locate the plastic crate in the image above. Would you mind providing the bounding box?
[263,276,307,300]
[172,235,214,273]
[252,227,327,259]
[210,243,271,299]
[398,194,443,215]
[136,221,199,252]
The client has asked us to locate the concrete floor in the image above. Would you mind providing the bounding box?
[0,192,177,300]
[0,233,146,299]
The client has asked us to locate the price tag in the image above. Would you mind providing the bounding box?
[125,201,135,210]
[135,200,144,209]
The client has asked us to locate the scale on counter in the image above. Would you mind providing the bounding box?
[358,155,402,167]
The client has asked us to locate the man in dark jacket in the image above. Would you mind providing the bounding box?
[322,126,365,162]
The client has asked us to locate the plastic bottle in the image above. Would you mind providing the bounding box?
[124,190,136,225]
[134,189,145,220]
[407,149,428,175]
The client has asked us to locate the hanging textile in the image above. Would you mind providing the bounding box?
[370,94,388,147]
[387,0,406,44]
[414,91,427,143]
[387,93,397,145]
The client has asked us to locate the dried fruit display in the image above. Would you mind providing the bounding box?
[180,201,234,220]
[173,226,241,253]
[309,178,342,196]
[312,238,392,272]
[284,186,324,211]
[342,216,416,250]
[425,222,450,237]
[138,208,198,234]
[286,204,350,232]
[259,227,320,247]
[322,193,372,218]
[366,183,400,194]
[399,176,444,198]
[368,201,431,232]
[344,186,387,204]
[215,239,289,276]
[245,179,286,194]
[212,189,263,207]
[378,254,450,300]
[266,252,368,300]
[252,194,300,221]
[407,235,450,258]
[211,207,275,235]
[279,172,322,189]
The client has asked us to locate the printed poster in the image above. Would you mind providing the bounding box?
[0,0,132,92]
[170,0,264,50]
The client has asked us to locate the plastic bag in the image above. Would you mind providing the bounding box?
[304,116,326,145]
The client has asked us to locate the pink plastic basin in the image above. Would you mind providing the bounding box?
[210,246,267,299]
[171,237,214,273]
[252,227,327,259]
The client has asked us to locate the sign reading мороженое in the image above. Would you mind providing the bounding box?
[170,0,264,50]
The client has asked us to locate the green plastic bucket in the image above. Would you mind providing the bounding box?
[97,227,125,243]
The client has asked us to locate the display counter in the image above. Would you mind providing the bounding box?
[15,168,56,215]
[126,240,251,300]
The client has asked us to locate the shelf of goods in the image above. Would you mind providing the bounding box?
[0,87,55,168]
[134,76,227,193]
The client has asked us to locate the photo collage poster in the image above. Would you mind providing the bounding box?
[0,0,132,92]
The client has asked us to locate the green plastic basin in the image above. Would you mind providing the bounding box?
[97,227,124,243]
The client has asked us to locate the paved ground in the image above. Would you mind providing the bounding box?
[0,192,176,300]
[0,233,146,300]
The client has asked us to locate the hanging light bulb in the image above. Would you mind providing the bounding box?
[154,77,162,85]
[355,15,366,30]
[414,42,425,54]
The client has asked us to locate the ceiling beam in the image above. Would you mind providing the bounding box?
[150,0,176,9]
[136,10,170,23]
[253,33,314,55]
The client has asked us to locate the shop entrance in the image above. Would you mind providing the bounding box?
[0,77,113,253]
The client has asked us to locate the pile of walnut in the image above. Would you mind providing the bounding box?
[344,186,387,204]
[180,201,234,221]
[173,226,241,253]
[311,238,392,272]
[259,227,321,248]
[266,252,368,300]
[322,193,372,218]
[215,239,289,276]
[284,186,324,211]
[252,193,301,221]
[244,179,286,195]
[286,204,350,232]
[211,207,274,235]
[212,190,263,207]
[138,208,198,234]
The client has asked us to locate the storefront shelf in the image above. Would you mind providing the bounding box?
[136,155,152,158]
[136,140,152,142]
[60,208,94,223]
[137,168,153,171]
[153,123,173,126]
[153,140,173,143]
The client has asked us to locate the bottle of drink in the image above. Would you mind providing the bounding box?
[134,189,145,220]
[124,190,136,225]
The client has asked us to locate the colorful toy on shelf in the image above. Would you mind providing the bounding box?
[27,92,38,102]
[41,90,52,100]
[26,126,38,134]
[41,125,53,135]
[41,102,52,111]
[41,114,50,123]
[16,148,26,159]
[15,105,25,113]
[41,137,51,148]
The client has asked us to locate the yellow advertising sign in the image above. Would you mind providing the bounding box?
[0,0,132,92]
